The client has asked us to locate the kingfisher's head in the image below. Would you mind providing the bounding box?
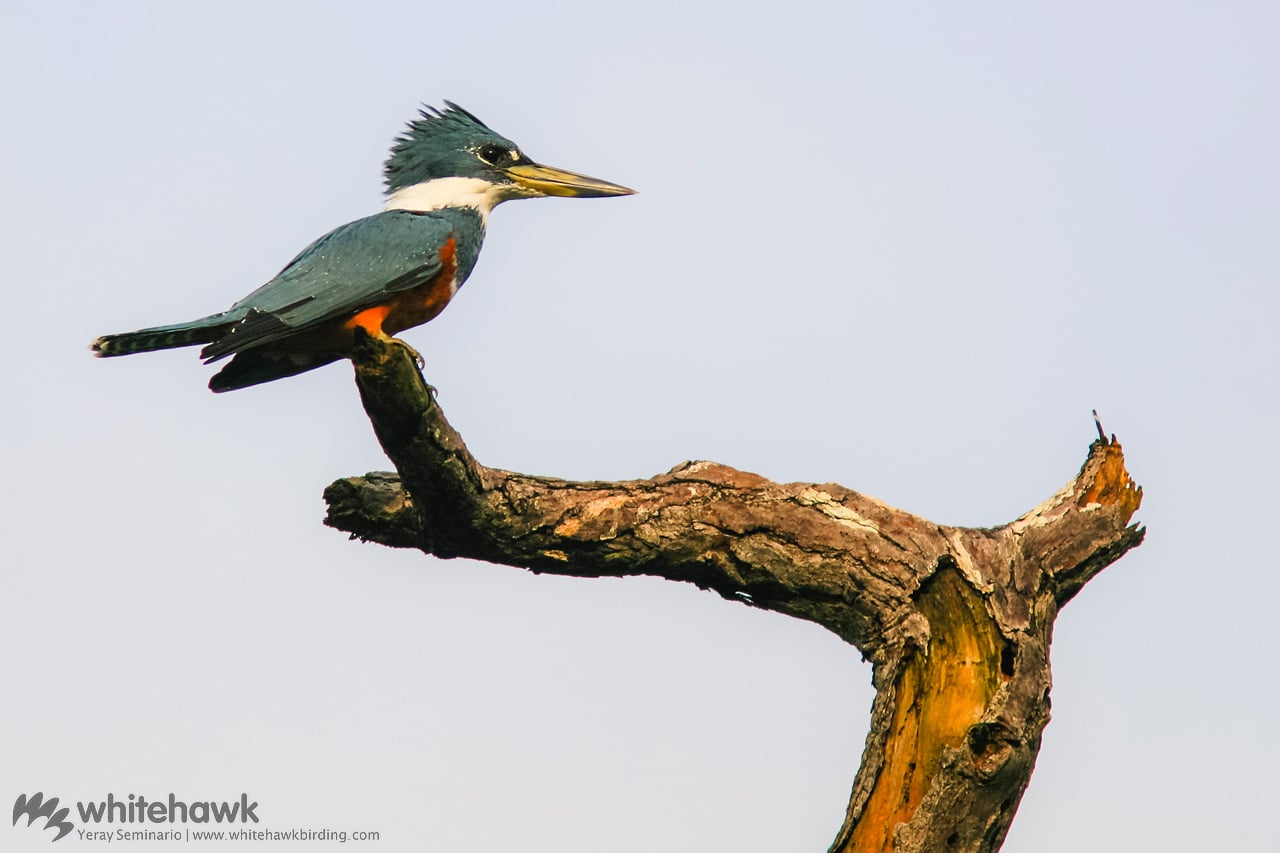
[383,102,634,217]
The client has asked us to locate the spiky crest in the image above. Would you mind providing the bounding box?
[383,102,516,193]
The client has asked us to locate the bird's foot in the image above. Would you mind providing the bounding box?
[389,336,425,370]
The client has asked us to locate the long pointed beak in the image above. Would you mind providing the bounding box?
[506,162,636,198]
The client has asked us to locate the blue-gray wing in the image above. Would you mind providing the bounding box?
[200,210,451,361]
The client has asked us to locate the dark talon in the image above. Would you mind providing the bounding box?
[389,337,425,370]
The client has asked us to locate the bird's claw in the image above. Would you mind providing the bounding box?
[389,337,425,370]
[387,336,433,397]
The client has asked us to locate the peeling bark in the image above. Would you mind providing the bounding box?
[323,335,1145,853]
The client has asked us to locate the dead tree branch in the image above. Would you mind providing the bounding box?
[323,334,1144,853]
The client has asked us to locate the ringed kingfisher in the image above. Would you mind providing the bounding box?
[90,102,634,391]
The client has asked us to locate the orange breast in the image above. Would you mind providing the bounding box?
[342,235,460,340]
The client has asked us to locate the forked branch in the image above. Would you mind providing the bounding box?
[323,335,1144,853]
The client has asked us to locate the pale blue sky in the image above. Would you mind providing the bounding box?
[2,2,1277,851]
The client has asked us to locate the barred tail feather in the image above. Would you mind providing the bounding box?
[90,317,232,358]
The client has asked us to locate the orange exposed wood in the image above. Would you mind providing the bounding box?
[844,570,1006,853]
[1076,439,1142,522]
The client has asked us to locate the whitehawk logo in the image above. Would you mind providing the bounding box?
[12,792,74,842]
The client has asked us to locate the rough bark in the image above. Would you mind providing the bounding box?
[323,334,1144,853]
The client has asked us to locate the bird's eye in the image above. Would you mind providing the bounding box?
[476,144,508,165]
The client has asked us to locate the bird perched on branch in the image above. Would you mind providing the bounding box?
[90,102,634,391]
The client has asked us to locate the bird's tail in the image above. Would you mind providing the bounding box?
[208,349,341,393]
[90,314,233,358]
